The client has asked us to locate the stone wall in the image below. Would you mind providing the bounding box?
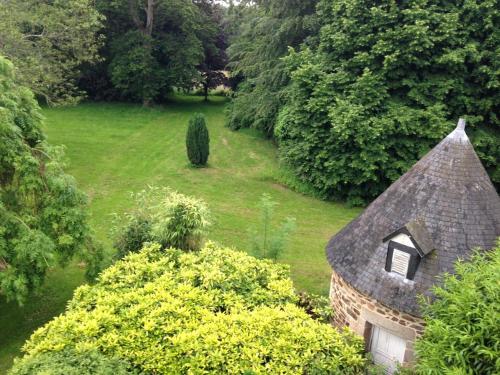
[329,270,425,364]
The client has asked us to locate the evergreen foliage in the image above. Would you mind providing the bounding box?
[276,0,500,204]
[0,0,104,104]
[0,57,103,305]
[13,243,368,374]
[226,0,318,136]
[9,348,133,375]
[186,113,210,166]
[249,194,296,261]
[112,187,211,258]
[415,241,500,374]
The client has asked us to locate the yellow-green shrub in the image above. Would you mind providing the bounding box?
[15,243,367,374]
[9,348,133,375]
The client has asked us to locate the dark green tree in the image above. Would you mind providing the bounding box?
[81,0,227,105]
[415,241,500,374]
[225,0,318,136]
[186,113,210,166]
[276,0,499,204]
[0,57,103,305]
[193,0,228,102]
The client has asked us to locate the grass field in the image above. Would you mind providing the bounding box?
[0,95,361,372]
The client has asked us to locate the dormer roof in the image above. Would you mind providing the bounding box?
[383,218,435,257]
[326,119,500,316]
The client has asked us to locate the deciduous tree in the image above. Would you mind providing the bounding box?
[276,0,500,204]
[194,0,228,101]
[93,0,220,105]
[0,0,104,105]
[0,57,103,305]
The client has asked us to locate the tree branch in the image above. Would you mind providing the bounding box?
[129,0,145,32]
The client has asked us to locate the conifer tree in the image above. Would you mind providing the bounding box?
[186,113,210,166]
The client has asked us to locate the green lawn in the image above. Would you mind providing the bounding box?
[0,95,361,372]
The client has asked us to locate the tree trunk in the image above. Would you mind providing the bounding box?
[129,0,155,37]
[145,0,154,36]
[128,0,156,106]
[204,83,209,102]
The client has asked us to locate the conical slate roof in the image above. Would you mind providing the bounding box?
[326,119,500,316]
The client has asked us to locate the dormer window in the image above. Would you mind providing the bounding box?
[383,219,435,281]
[385,238,419,280]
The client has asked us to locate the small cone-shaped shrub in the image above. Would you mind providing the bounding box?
[186,113,210,166]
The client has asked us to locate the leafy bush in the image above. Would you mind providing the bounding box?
[296,292,334,324]
[276,0,500,204]
[9,348,132,375]
[186,113,210,166]
[15,243,368,374]
[415,241,500,374]
[112,187,210,258]
[249,194,296,261]
[113,215,152,260]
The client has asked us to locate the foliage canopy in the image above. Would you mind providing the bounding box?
[0,0,104,104]
[415,241,500,374]
[14,243,368,374]
[276,0,500,204]
[0,57,102,305]
[81,0,226,105]
[226,0,318,136]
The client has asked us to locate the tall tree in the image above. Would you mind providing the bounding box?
[194,0,228,101]
[0,0,104,105]
[89,0,218,105]
[276,0,500,204]
[225,0,318,136]
[0,57,103,305]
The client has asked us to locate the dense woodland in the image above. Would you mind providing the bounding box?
[1,0,499,374]
[1,0,498,203]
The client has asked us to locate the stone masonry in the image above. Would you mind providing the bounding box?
[329,270,425,364]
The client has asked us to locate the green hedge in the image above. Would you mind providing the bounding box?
[13,243,367,374]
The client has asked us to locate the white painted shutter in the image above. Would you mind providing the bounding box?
[391,249,410,277]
